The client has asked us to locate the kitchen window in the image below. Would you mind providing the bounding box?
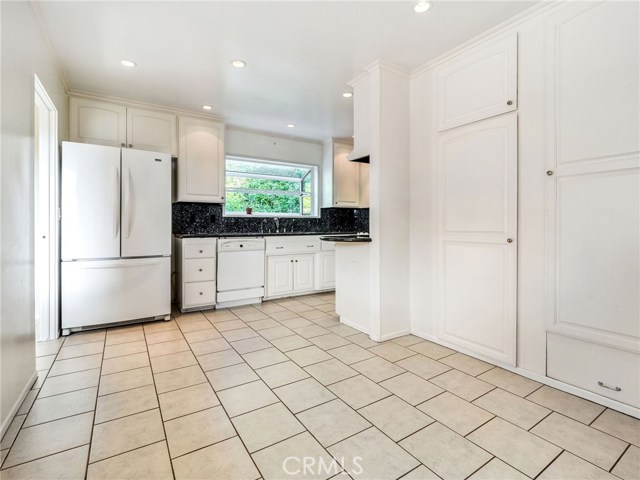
[224,156,318,217]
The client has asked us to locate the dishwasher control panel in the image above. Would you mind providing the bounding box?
[218,238,266,252]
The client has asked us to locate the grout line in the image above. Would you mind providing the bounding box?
[529,448,565,480]
[86,439,167,467]
[589,407,607,427]
[608,443,631,473]
[0,443,91,472]
[84,332,106,479]
[141,321,177,480]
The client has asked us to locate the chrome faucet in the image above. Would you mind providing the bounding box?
[274,217,280,233]
[260,218,268,234]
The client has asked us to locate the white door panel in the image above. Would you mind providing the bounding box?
[293,255,315,292]
[437,113,517,365]
[62,257,170,329]
[437,33,517,131]
[121,149,171,257]
[126,107,177,155]
[61,142,121,260]
[267,256,294,296]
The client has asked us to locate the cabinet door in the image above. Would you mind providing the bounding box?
[69,97,126,147]
[436,113,517,366]
[293,255,315,292]
[333,142,360,207]
[315,252,335,290]
[544,1,640,352]
[436,34,517,131]
[267,256,294,296]
[176,116,225,203]
[127,107,177,155]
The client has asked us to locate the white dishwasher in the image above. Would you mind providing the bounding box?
[216,238,266,308]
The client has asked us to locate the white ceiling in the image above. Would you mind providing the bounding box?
[38,1,536,141]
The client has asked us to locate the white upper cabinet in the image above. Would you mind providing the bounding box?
[69,96,126,148]
[436,33,517,131]
[69,96,177,155]
[333,141,360,207]
[126,107,177,155]
[176,115,225,203]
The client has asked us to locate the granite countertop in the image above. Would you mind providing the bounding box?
[319,234,372,243]
[174,231,360,238]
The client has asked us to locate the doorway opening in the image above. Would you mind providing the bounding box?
[34,75,59,341]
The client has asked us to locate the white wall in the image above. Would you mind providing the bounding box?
[0,2,68,432]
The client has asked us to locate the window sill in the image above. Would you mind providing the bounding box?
[223,213,321,219]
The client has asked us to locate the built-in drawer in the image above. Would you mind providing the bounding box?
[266,236,321,255]
[184,281,216,307]
[547,332,640,408]
[183,258,216,283]
[184,243,216,259]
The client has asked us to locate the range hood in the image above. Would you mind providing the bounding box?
[347,152,370,163]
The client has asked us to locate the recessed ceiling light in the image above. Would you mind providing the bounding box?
[414,1,432,13]
[120,59,137,68]
[231,59,246,68]
[202,105,213,110]
[342,92,353,98]
[287,124,295,128]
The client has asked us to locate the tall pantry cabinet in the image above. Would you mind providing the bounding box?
[542,1,639,408]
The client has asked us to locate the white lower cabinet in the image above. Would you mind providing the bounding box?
[547,333,639,408]
[266,254,315,298]
[265,236,333,299]
[175,237,217,312]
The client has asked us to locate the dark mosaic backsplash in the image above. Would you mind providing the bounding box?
[172,203,369,236]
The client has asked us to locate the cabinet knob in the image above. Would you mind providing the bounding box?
[121,143,125,147]
[128,144,133,148]
[290,259,293,263]
[295,259,298,262]
[546,170,554,176]
[198,268,203,272]
[507,100,513,106]
[199,292,203,295]
[199,250,203,253]
[507,238,513,243]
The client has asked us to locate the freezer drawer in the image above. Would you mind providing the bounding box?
[62,257,170,329]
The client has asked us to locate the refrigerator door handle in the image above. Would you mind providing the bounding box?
[124,168,132,239]
[113,167,120,239]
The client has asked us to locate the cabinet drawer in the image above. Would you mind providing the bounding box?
[183,258,216,282]
[266,237,321,255]
[184,243,216,259]
[547,333,640,408]
[184,281,216,307]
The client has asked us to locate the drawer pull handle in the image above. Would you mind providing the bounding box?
[598,381,621,392]
[306,245,314,247]
[276,246,284,249]
[198,268,203,272]
[199,292,203,295]
[199,250,203,253]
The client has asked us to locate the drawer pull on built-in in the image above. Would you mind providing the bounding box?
[198,268,203,272]
[306,245,314,248]
[598,381,622,392]
[199,250,203,253]
[276,246,284,249]
[199,292,203,295]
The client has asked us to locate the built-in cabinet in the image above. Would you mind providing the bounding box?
[436,33,517,132]
[175,237,217,312]
[175,116,225,203]
[265,236,334,299]
[69,96,177,155]
[543,1,639,408]
[433,34,519,366]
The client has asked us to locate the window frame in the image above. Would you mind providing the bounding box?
[223,155,320,218]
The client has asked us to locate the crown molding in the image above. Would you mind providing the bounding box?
[29,0,69,92]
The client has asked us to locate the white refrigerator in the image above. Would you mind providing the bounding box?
[61,142,171,334]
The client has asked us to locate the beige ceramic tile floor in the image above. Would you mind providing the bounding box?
[1,292,639,479]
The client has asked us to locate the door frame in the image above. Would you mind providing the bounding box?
[34,74,59,341]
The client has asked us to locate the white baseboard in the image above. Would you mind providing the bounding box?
[411,330,640,419]
[1,370,38,439]
[339,316,369,336]
[380,329,411,342]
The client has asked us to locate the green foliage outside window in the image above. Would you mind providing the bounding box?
[224,158,314,216]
